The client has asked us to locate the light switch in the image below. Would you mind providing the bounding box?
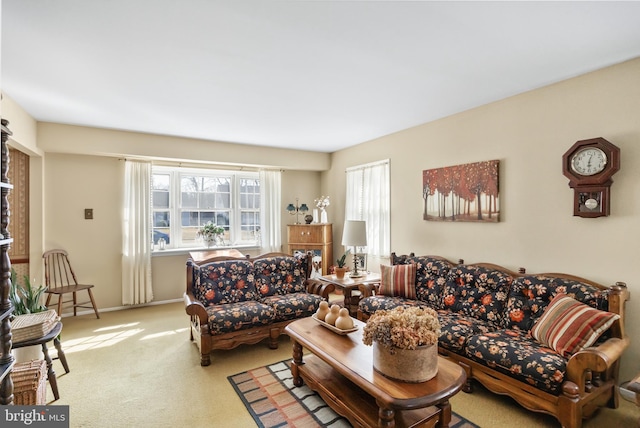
[85,208,93,219]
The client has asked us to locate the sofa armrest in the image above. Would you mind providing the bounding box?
[564,336,630,393]
[184,292,208,324]
[306,279,334,299]
[358,282,377,298]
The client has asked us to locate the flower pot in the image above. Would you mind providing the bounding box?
[372,341,438,383]
[12,345,44,363]
[334,267,347,279]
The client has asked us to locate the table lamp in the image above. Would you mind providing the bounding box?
[341,220,367,278]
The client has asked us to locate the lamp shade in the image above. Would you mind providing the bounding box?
[342,220,367,247]
[286,204,296,212]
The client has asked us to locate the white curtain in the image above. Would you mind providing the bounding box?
[259,169,282,253]
[122,160,153,305]
[345,160,390,258]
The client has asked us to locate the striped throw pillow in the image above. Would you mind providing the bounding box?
[530,294,619,358]
[379,264,417,299]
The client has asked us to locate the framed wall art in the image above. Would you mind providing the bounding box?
[422,159,499,222]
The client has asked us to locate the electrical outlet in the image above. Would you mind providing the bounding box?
[85,208,93,220]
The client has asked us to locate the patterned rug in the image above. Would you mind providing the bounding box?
[228,360,479,428]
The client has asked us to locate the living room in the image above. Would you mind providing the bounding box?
[2,2,640,425]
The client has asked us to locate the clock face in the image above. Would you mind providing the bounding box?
[570,147,607,176]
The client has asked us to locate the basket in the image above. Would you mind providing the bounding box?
[11,359,47,405]
[12,310,60,342]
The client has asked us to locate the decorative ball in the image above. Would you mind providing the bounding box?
[325,304,341,326]
[335,308,354,330]
[315,301,330,321]
[304,214,313,224]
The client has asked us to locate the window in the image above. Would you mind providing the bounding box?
[345,160,390,258]
[152,166,260,249]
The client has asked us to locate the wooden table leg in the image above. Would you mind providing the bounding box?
[41,342,59,400]
[291,339,304,387]
[435,400,452,428]
[53,336,70,374]
[377,406,396,427]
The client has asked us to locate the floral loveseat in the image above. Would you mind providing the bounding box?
[185,252,333,366]
[357,254,630,428]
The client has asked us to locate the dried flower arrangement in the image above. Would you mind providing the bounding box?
[362,306,441,352]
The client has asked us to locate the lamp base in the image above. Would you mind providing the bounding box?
[350,252,365,278]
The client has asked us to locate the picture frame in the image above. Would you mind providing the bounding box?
[355,253,367,272]
[423,159,500,222]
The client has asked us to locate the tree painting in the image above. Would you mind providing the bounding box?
[423,160,499,222]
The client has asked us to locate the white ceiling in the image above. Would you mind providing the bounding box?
[3,1,640,153]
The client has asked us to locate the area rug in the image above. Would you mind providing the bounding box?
[228,360,479,428]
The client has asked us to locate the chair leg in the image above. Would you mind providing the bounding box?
[87,289,100,319]
[57,294,63,319]
[73,291,78,317]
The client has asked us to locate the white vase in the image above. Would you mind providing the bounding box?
[320,208,328,223]
[312,209,319,223]
[12,345,44,363]
[372,341,438,383]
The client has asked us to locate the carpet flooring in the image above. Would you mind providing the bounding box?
[229,359,479,428]
[47,302,638,427]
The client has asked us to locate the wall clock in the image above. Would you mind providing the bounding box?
[562,137,620,218]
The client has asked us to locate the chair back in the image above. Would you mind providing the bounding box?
[43,249,79,290]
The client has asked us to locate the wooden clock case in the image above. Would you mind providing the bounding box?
[562,137,620,218]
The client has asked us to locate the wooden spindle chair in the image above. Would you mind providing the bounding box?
[43,249,100,319]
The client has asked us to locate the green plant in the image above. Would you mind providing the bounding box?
[10,269,48,316]
[336,249,351,268]
[197,222,225,238]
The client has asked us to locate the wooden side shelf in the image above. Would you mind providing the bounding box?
[1,118,15,404]
[287,223,332,277]
[298,354,442,428]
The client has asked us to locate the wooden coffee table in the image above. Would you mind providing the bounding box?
[285,317,466,428]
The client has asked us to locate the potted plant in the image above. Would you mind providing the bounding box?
[9,269,48,317]
[197,222,225,247]
[334,249,350,279]
[9,269,49,362]
[362,306,441,382]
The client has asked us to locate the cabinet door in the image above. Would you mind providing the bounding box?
[288,225,322,244]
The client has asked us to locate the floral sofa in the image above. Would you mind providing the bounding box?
[357,253,630,428]
[184,252,333,366]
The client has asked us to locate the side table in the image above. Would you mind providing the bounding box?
[320,272,381,316]
[12,321,69,401]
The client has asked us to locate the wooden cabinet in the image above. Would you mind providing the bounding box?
[287,224,332,279]
[0,119,15,404]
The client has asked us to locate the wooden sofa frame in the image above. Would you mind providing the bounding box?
[185,252,334,366]
[357,257,630,428]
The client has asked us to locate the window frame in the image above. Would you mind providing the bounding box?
[152,165,260,250]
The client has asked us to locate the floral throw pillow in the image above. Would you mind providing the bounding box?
[530,294,619,358]
[379,264,417,299]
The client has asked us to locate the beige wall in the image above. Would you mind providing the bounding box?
[40,152,323,310]
[326,57,640,381]
[3,57,639,381]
